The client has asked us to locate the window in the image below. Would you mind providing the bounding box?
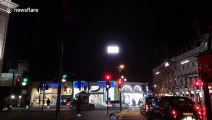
[192,62,195,67]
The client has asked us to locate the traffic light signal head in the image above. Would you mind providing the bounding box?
[21,77,28,86]
[104,73,112,81]
[106,81,110,89]
[62,74,68,82]
[118,79,123,89]
[16,77,21,86]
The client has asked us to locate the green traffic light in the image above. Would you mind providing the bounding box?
[23,77,28,82]
[63,74,67,78]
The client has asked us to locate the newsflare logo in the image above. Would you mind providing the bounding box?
[7,7,39,13]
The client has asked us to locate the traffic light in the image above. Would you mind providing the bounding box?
[21,71,29,86]
[16,77,21,86]
[104,74,111,89]
[21,77,29,86]
[118,79,123,89]
[62,74,68,82]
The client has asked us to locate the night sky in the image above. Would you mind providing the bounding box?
[4,0,212,83]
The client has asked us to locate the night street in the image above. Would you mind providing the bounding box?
[1,0,212,120]
[0,106,147,120]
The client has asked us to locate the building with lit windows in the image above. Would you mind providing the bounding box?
[30,81,73,106]
[152,32,212,105]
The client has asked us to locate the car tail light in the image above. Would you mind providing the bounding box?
[171,110,177,118]
[198,111,201,115]
[195,106,203,119]
[195,106,200,110]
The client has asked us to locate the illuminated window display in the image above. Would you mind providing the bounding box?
[73,81,116,105]
[122,84,144,106]
[30,82,72,106]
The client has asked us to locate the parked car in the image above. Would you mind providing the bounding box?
[140,96,158,116]
[147,96,202,120]
[109,100,129,108]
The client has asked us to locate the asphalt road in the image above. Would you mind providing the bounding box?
[0,106,146,120]
[0,110,77,120]
[75,107,146,120]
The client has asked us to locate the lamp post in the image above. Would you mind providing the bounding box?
[118,64,124,111]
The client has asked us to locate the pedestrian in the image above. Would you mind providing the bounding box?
[47,98,50,109]
[77,95,82,117]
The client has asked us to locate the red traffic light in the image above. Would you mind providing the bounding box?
[117,79,123,89]
[118,79,122,84]
[16,77,20,82]
[104,73,112,81]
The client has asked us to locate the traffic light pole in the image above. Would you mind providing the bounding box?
[106,88,109,115]
[56,41,63,120]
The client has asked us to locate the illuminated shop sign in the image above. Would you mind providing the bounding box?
[73,81,115,88]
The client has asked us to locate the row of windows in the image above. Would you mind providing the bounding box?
[157,78,195,90]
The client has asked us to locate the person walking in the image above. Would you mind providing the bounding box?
[47,98,50,109]
[77,95,82,117]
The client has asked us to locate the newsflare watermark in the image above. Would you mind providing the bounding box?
[7,7,39,13]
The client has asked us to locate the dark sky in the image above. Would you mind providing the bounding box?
[4,0,212,83]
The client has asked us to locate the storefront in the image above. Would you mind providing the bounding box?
[73,81,116,105]
[122,84,144,106]
[30,82,72,106]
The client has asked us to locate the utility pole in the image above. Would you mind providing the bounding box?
[56,41,63,120]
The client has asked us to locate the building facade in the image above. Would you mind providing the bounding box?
[0,0,18,73]
[152,33,212,105]
[29,81,149,107]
